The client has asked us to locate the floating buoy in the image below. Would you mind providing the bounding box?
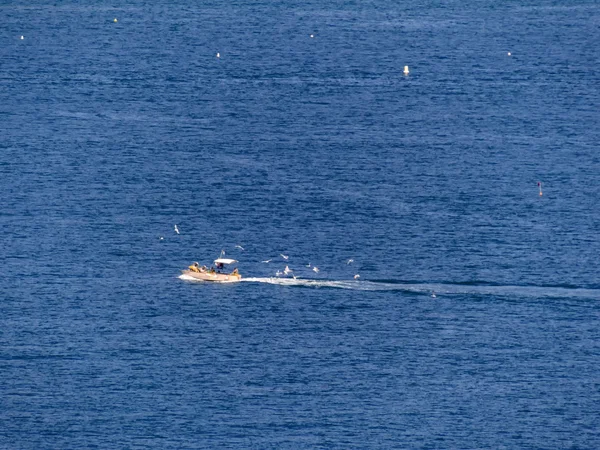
[310,34,314,38]
[507,52,511,56]
[113,18,118,23]
[216,52,220,58]
[403,65,409,75]
[20,35,24,40]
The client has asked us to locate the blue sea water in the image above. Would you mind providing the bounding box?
[1,1,599,448]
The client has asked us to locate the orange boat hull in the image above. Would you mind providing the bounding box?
[181,269,242,283]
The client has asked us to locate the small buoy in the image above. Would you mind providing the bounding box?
[216,52,220,58]
[310,34,314,38]
[507,52,511,56]
[113,18,118,23]
[403,65,409,75]
[159,236,164,241]
[20,35,24,40]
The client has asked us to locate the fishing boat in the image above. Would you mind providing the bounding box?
[181,256,241,283]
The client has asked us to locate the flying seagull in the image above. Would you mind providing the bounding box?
[235,245,245,251]
[347,259,354,264]
[312,266,320,273]
[174,225,180,234]
[280,254,289,260]
[354,274,360,279]
[262,259,272,263]
[284,265,293,275]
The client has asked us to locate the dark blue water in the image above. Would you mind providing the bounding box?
[2,1,599,448]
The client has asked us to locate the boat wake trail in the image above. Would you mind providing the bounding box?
[241,277,600,300]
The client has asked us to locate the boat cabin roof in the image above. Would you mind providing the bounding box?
[214,258,237,265]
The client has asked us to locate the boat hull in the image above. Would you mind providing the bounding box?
[181,269,242,283]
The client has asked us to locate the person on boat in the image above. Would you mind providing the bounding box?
[188,262,200,273]
[209,267,215,274]
[200,265,207,273]
[216,262,224,272]
[232,268,239,276]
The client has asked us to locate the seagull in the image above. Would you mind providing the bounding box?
[235,245,245,251]
[262,259,272,263]
[306,262,311,267]
[431,292,437,298]
[347,259,354,264]
[275,270,282,276]
[354,274,360,279]
[174,225,180,234]
[280,254,289,260]
[313,266,319,273]
[284,265,292,275]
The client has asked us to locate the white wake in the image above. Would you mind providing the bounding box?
[241,277,600,299]
[179,274,600,299]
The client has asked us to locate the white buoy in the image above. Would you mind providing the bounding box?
[403,65,409,75]
[216,52,220,58]
[507,52,511,56]
[113,18,118,23]
[20,35,24,40]
[310,34,314,38]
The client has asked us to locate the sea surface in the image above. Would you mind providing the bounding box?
[1,1,599,448]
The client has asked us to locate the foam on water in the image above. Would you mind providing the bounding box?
[179,274,199,282]
[241,277,600,299]
[180,274,600,299]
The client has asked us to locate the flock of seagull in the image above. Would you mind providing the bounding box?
[166,225,361,280]
[263,254,359,280]
[168,226,448,296]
